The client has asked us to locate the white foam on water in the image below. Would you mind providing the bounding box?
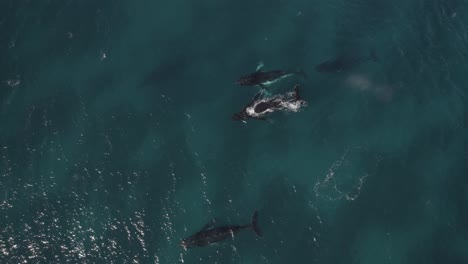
[313,147,373,202]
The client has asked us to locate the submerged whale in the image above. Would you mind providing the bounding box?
[315,50,379,73]
[180,211,262,248]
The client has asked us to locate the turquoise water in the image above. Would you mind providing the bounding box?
[1,0,468,263]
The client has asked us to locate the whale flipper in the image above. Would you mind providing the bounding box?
[293,85,301,100]
[251,210,262,237]
[256,61,265,72]
[201,218,218,231]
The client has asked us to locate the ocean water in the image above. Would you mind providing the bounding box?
[1,0,467,263]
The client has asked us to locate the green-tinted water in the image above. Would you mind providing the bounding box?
[1,0,467,263]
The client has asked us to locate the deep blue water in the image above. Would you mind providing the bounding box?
[1,0,468,263]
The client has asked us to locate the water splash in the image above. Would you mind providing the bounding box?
[313,147,371,201]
